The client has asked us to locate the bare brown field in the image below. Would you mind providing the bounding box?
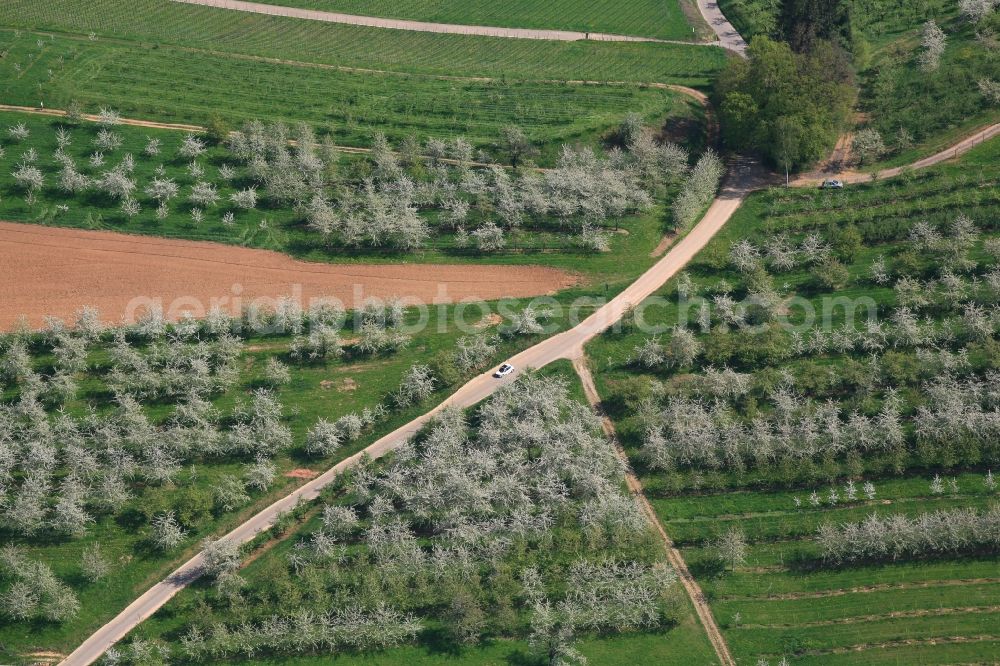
[0,221,578,329]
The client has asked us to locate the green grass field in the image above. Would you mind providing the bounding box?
[669,477,1000,662]
[140,629,719,666]
[0,0,727,179]
[0,33,706,163]
[254,0,701,41]
[584,137,1000,664]
[0,0,728,86]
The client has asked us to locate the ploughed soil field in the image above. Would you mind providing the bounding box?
[0,221,578,329]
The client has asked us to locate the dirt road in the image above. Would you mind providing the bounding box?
[794,122,1000,187]
[59,156,764,666]
[172,0,696,44]
[572,356,736,666]
[0,222,576,330]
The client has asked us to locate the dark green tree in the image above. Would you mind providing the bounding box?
[780,0,852,53]
[715,37,856,172]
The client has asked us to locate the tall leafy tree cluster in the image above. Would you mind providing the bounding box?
[715,36,857,173]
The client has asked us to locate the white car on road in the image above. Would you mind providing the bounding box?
[493,363,515,378]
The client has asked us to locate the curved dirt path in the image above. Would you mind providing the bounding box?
[171,0,709,45]
[796,130,855,184]
[793,122,1000,187]
[0,104,207,133]
[0,221,577,330]
[60,156,766,666]
[572,357,736,666]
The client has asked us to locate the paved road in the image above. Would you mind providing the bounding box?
[59,157,764,666]
[172,0,698,44]
[696,0,747,54]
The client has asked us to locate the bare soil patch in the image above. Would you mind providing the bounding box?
[22,653,66,664]
[650,233,677,258]
[245,343,288,352]
[284,468,319,479]
[0,222,577,330]
[798,128,856,183]
[475,313,504,329]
